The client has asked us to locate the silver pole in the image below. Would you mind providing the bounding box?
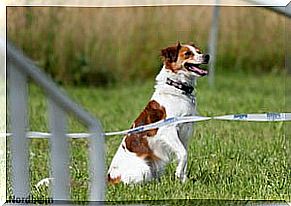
[89,126,105,201]
[48,98,70,200]
[8,63,29,197]
[285,2,291,162]
[7,40,106,201]
[208,0,220,87]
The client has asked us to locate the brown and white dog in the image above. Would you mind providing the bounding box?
[108,42,209,184]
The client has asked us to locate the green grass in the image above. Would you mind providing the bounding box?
[7,72,290,201]
[7,7,285,85]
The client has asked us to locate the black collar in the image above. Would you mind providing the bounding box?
[166,78,194,95]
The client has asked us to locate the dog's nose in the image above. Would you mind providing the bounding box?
[203,54,210,63]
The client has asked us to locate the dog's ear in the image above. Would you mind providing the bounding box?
[161,42,181,63]
[176,41,181,50]
[189,42,196,47]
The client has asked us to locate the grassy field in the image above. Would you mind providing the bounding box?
[7,6,285,85]
[5,3,289,203]
[7,71,290,201]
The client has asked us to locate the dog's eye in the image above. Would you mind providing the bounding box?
[184,51,192,56]
[196,50,202,54]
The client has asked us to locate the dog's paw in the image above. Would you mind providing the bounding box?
[181,175,188,183]
[175,172,188,183]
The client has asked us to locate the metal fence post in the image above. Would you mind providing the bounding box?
[48,98,70,200]
[7,41,106,201]
[8,63,29,197]
[88,126,105,201]
[208,0,220,87]
[286,2,291,161]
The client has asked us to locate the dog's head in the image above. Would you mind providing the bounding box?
[161,42,210,77]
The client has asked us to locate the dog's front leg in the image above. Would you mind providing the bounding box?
[163,126,188,182]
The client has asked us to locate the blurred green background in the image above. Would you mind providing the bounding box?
[7,6,286,86]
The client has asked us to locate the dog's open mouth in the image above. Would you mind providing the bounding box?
[184,62,208,76]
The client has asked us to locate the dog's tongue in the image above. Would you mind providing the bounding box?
[189,65,208,76]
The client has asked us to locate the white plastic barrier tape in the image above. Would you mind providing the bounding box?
[214,112,291,122]
[2,113,291,138]
[105,115,212,136]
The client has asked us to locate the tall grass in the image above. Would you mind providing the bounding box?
[7,6,285,85]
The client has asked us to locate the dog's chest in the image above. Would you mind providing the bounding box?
[147,91,195,162]
[151,92,196,117]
